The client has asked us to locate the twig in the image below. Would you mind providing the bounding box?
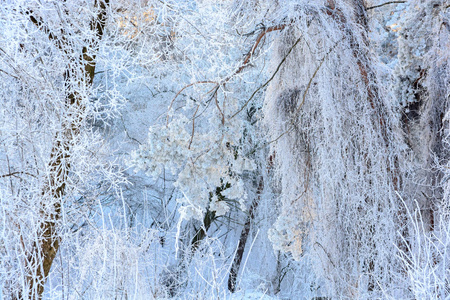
[230,24,287,79]
[169,24,289,127]
[120,115,141,145]
[247,38,340,152]
[295,38,342,115]
[314,242,336,268]
[230,35,303,119]
[214,90,225,125]
[0,68,19,80]
[265,127,295,147]
[0,171,36,179]
[166,80,217,125]
[188,104,200,149]
[366,1,406,10]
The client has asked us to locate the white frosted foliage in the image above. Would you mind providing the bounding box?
[130,112,254,220]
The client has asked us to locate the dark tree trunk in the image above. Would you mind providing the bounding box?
[228,176,264,293]
[23,1,109,298]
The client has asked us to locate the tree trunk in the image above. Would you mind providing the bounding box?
[228,176,263,292]
[24,2,109,298]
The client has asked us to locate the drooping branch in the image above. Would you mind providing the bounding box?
[325,0,391,147]
[231,34,302,119]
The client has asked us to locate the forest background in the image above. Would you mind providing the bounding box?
[1,0,449,299]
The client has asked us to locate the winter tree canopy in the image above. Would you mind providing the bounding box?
[1,0,449,299]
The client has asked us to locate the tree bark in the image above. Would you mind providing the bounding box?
[23,1,109,298]
[228,176,263,293]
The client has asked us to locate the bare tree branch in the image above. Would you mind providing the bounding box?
[366,1,406,10]
[231,34,303,119]
[0,171,36,179]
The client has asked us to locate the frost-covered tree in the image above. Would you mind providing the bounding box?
[392,0,450,297]
[264,1,404,297]
[128,0,278,295]
[1,0,450,299]
[263,0,450,298]
[0,0,142,298]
